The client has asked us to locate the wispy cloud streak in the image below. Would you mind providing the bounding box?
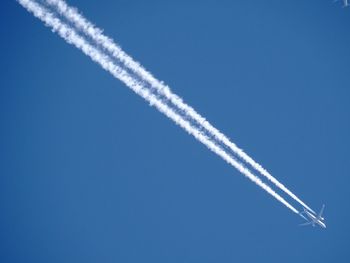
[18,0,300,214]
[44,0,314,213]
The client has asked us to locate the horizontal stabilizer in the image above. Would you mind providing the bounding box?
[299,221,312,226]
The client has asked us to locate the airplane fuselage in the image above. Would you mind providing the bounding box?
[304,210,326,228]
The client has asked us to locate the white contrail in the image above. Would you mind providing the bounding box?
[18,0,300,214]
[45,0,315,213]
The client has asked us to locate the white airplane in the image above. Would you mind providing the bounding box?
[299,205,326,229]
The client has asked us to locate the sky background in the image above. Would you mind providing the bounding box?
[1,0,350,262]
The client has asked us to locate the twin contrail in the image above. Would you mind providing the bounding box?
[18,0,309,215]
[44,0,314,214]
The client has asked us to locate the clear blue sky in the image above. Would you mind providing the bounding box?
[1,0,350,262]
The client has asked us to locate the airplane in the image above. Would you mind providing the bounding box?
[299,204,326,229]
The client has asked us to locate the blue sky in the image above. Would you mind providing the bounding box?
[1,0,350,262]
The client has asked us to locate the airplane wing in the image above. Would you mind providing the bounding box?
[318,204,325,219]
[299,213,308,221]
[299,221,312,226]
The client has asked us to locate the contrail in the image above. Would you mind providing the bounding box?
[44,0,315,213]
[18,0,300,214]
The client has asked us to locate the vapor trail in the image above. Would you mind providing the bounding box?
[45,0,314,213]
[18,0,300,214]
